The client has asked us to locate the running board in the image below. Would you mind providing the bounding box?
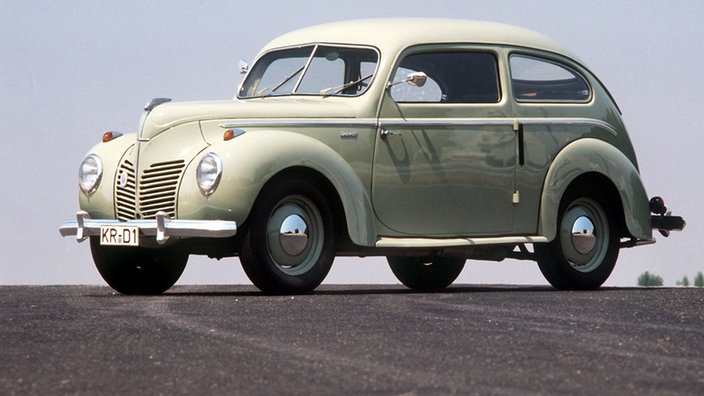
[376,236,549,248]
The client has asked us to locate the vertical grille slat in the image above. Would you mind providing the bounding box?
[115,159,185,220]
[115,160,137,221]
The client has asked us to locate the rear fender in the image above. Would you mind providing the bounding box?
[539,138,651,241]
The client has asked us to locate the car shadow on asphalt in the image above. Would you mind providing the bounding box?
[82,284,651,298]
[123,284,646,297]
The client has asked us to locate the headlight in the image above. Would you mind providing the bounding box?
[197,152,223,196]
[78,154,102,195]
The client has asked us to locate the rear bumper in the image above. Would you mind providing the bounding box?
[649,196,686,237]
[651,214,686,236]
[59,211,237,245]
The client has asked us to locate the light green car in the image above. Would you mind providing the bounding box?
[60,19,685,294]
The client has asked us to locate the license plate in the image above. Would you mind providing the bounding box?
[100,226,140,246]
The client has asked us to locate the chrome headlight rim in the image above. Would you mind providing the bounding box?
[197,152,223,196]
[78,154,103,195]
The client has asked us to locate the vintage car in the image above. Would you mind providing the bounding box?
[60,18,684,294]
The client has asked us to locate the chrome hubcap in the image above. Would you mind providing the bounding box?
[266,195,324,276]
[279,214,308,256]
[571,215,596,255]
[559,198,608,273]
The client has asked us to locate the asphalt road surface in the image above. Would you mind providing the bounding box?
[2,285,703,395]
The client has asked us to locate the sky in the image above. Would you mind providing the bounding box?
[1,0,702,287]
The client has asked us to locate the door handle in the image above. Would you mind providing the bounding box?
[380,129,402,139]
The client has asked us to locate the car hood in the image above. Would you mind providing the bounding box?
[140,98,356,141]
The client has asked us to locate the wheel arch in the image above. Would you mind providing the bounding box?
[254,166,351,246]
[538,138,651,242]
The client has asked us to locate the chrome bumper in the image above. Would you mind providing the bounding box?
[59,211,237,245]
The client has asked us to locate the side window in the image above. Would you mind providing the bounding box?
[391,64,443,102]
[510,55,590,102]
[391,52,500,103]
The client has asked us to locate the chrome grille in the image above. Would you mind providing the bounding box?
[139,160,185,219]
[115,160,137,220]
[114,159,185,220]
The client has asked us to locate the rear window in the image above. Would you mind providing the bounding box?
[510,55,590,102]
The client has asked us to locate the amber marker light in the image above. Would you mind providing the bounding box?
[223,129,235,141]
[223,128,246,141]
[102,131,123,143]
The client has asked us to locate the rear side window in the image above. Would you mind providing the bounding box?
[391,52,500,103]
[510,55,590,102]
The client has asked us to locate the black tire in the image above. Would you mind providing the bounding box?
[535,186,620,290]
[239,178,335,294]
[388,256,465,292]
[90,237,187,295]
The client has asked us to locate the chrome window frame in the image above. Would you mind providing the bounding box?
[237,43,381,99]
[509,53,593,104]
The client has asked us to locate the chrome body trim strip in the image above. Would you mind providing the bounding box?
[520,118,618,136]
[220,117,617,136]
[134,98,172,218]
[381,118,617,136]
[220,119,378,129]
[380,119,514,128]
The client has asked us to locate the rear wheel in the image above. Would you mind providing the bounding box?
[90,237,187,295]
[388,256,465,292]
[239,178,335,294]
[535,187,619,290]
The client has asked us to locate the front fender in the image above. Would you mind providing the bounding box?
[78,134,137,219]
[178,130,377,246]
[539,138,651,241]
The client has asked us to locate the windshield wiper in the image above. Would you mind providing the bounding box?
[271,65,305,93]
[320,74,373,97]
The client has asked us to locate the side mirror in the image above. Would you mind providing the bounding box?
[239,59,249,75]
[405,71,427,87]
[387,71,427,88]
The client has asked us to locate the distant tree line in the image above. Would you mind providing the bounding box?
[638,271,663,287]
[638,271,704,287]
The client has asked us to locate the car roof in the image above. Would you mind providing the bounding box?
[261,18,581,61]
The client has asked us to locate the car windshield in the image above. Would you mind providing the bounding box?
[239,44,379,98]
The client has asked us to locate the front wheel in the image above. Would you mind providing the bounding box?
[239,178,335,294]
[535,188,620,290]
[90,237,188,295]
[388,256,465,292]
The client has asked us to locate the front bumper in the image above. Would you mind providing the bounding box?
[59,210,237,245]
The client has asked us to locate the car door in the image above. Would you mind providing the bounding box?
[373,47,516,236]
[508,52,597,235]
